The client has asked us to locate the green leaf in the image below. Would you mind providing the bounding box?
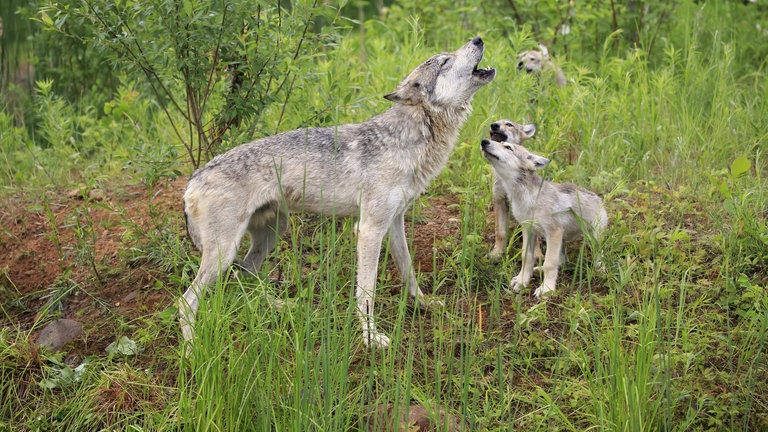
[106,336,140,356]
[730,157,751,179]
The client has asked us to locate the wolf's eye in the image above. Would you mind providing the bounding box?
[504,145,513,151]
[440,57,450,68]
[412,82,420,88]
[505,122,513,127]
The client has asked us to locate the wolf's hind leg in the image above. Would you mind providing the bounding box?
[240,206,289,275]
[179,214,245,355]
[389,211,443,309]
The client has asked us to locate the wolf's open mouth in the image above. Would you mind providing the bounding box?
[473,64,495,78]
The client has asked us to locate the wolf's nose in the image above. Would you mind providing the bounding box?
[472,36,483,46]
[481,139,491,147]
[490,122,500,131]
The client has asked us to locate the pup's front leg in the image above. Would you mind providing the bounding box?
[510,226,536,292]
[488,182,509,261]
[389,212,443,309]
[534,227,563,299]
[355,220,390,348]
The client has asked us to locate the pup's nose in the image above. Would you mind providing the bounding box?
[481,139,491,147]
[517,61,524,70]
[490,122,500,131]
[472,36,483,46]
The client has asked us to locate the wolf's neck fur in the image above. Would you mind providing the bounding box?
[379,102,470,190]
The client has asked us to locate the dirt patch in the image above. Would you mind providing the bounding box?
[0,178,187,355]
[0,178,474,358]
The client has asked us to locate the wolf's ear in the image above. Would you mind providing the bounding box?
[384,87,419,105]
[383,91,402,102]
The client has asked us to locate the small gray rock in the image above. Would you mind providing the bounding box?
[36,319,83,351]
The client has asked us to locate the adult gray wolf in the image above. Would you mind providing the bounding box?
[486,119,537,261]
[480,138,606,299]
[517,44,566,87]
[180,37,496,352]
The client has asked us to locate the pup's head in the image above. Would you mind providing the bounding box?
[481,138,549,176]
[385,37,496,109]
[489,119,536,144]
[516,44,551,74]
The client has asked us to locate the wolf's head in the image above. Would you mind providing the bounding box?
[489,119,536,144]
[384,37,496,109]
[481,138,549,179]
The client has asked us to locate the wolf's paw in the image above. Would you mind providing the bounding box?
[533,285,556,299]
[363,331,390,349]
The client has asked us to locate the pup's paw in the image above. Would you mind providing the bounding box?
[487,249,503,262]
[533,285,556,299]
[510,274,528,293]
[417,295,445,310]
[363,331,390,349]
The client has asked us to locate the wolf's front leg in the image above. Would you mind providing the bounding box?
[355,219,390,348]
[389,211,443,309]
[510,227,536,292]
[534,227,563,299]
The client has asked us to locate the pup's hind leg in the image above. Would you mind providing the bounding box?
[239,206,289,275]
[534,227,564,299]
[389,211,442,309]
[510,226,537,292]
[179,214,246,354]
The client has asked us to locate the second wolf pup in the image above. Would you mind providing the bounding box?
[481,138,607,298]
[487,119,537,260]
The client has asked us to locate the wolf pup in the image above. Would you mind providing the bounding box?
[517,44,566,87]
[480,138,607,299]
[180,37,496,352]
[487,119,537,261]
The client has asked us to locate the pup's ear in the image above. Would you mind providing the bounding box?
[531,154,549,170]
[538,44,550,59]
[522,124,536,139]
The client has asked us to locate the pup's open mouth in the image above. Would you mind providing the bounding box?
[489,131,508,142]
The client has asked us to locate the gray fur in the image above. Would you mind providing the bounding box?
[179,37,495,352]
[481,138,607,299]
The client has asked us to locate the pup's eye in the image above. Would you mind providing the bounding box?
[440,57,450,68]
[504,145,513,151]
[413,82,421,88]
[505,122,513,127]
